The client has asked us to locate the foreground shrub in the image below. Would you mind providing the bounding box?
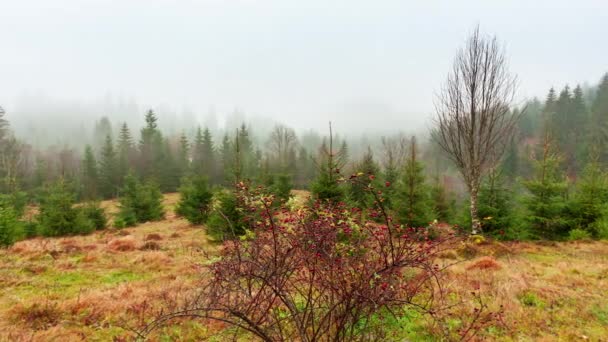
[176,176,213,225]
[140,180,500,340]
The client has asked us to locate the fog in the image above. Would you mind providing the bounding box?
[1,0,606,143]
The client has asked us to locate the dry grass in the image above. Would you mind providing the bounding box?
[0,194,217,341]
[1,193,607,340]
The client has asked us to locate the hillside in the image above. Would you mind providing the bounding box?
[0,193,607,341]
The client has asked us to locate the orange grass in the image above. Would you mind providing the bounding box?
[1,193,607,340]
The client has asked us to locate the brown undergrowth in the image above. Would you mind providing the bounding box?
[1,193,607,340]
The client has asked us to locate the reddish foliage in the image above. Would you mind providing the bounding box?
[107,237,137,252]
[140,176,496,341]
[467,257,502,271]
[145,233,163,241]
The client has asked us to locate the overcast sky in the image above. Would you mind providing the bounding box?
[0,0,606,134]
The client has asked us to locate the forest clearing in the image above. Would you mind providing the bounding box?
[2,2,608,340]
[1,193,607,341]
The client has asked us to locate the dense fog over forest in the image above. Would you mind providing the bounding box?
[1,0,607,147]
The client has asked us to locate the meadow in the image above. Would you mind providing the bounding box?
[1,192,607,341]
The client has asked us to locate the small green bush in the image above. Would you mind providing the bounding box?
[176,176,213,225]
[81,202,107,230]
[37,181,96,237]
[518,291,545,308]
[206,190,247,241]
[567,228,592,241]
[116,173,164,227]
[0,205,23,247]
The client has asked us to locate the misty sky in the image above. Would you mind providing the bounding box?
[1,0,607,134]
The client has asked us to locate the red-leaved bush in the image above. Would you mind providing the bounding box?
[137,177,500,341]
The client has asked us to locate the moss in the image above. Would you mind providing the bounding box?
[518,290,545,308]
[100,270,145,284]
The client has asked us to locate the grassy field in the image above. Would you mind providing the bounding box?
[1,193,607,341]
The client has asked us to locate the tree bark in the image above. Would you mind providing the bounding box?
[469,186,481,235]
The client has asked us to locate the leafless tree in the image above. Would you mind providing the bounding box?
[268,124,297,170]
[433,26,520,234]
[380,133,408,172]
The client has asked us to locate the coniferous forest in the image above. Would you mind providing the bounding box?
[3,74,608,244]
[1,3,608,341]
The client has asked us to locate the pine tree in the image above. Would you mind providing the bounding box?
[117,122,134,185]
[477,168,512,235]
[37,180,96,236]
[177,132,190,178]
[158,138,180,192]
[139,110,163,180]
[176,175,213,224]
[567,156,608,236]
[0,203,23,247]
[205,190,247,241]
[552,86,578,175]
[192,126,205,174]
[295,147,314,189]
[220,134,233,185]
[430,176,453,223]
[98,135,119,198]
[591,74,608,164]
[270,173,293,205]
[0,106,8,143]
[522,133,569,239]
[81,145,99,200]
[116,173,165,227]
[501,136,519,183]
[394,137,433,228]
[348,147,380,209]
[201,128,217,183]
[93,116,113,151]
[311,124,347,202]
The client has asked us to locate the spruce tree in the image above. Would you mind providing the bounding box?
[93,116,113,151]
[521,133,569,239]
[139,110,163,180]
[205,190,247,241]
[348,147,380,209]
[567,156,608,236]
[98,135,119,198]
[158,138,180,192]
[0,106,8,143]
[311,124,347,203]
[37,180,96,236]
[501,136,519,183]
[176,175,213,224]
[117,122,134,187]
[394,137,433,228]
[0,192,24,246]
[192,127,205,174]
[201,128,217,183]
[591,74,608,164]
[81,145,99,200]
[477,169,512,235]
[295,147,314,189]
[430,175,453,223]
[220,134,233,185]
[177,132,190,178]
[116,173,165,227]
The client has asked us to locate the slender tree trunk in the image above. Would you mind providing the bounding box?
[470,186,481,235]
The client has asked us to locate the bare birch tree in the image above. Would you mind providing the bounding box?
[433,26,520,234]
[268,124,297,170]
